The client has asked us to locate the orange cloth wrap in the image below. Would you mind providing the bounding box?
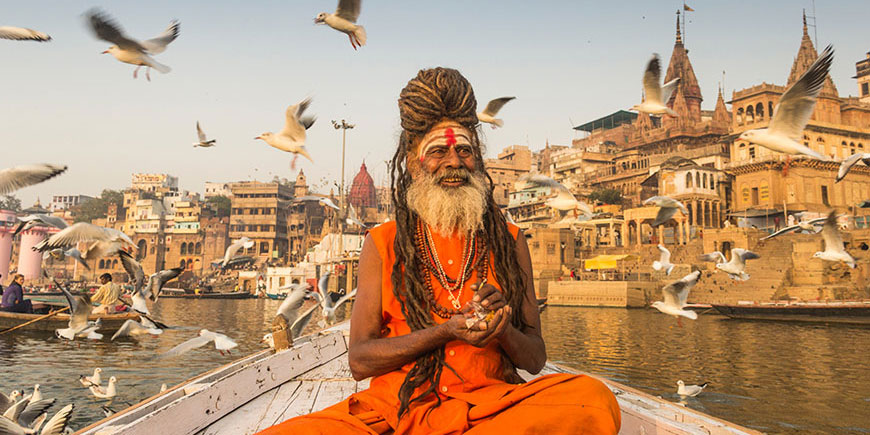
[257,221,620,434]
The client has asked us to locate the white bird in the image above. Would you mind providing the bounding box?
[314,273,357,327]
[160,384,167,393]
[221,237,255,268]
[117,251,183,306]
[738,45,834,161]
[319,197,340,211]
[651,244,674,275]
[256,98,316,170]
[110,318,163,341]
[35,222,135,261]
[760,217,826,240]
[90,376,117,400]
[0,403,74,435]
[9,396,55,429]
[346,204,366,228]
[643,196,688,227]
[85,9,179,81]
[0,391,21,415]
[28,386,41,404]
[79,368,102,388]
[699,249,760,281]
[477,97,515,129]
[631,54,680,116]
[0,164,66,196]
[677,380,708,397]
[515,174,592,218]
[13,214,68,237]
[160,329,238,358]
[314,0,366,50]
[813,211,856,268]
[651,270,700,325]
[193,121,216,147]
[836,152,870,182]
[55,286,102,341]
[277,284,320,338]
[0,26,51,42]
[43,248,89,271]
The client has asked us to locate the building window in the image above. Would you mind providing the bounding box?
[749,147,756,159]
[768,101,774,118]
[180,242,187,255]
[195,242,202,255]
[755,102,764,120]
[863,82,869,97]
[736,108,744,125]
[546,243,556,255]
[751,187,759,206]
[821,186,830,206]
[702,173,708,189]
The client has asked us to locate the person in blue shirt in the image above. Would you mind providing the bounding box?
[1,274,33,313]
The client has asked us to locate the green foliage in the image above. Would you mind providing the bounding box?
[206,195,231,217]
[73,189,123,223]
[587,188,623,205]
[0,195,22,212]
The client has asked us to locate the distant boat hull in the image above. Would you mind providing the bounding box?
[713,302,870,325]
[159,291,254,300]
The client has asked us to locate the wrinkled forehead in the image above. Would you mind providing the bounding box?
[412,121,473,160]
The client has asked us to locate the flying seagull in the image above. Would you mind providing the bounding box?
[13,214,68,237]
[160,329,238,358]
[314,272,357,327]
[194,121,216,147]
[222,237,255,268]
[477,97,515,129]
[0,403,74,435]
[813,211,855,268]
[652,244,674,275]
[643,196,688,227]
[118,251,182,308]
[34,222,135,261]
[0,164,67,196]
[55,285,102,340]
[43,248,89,270]
[111,318,163,340]
[85,9,180,81]
[256,98,316,169]
[651,270,700,326]
[631,54,679,116]
[272,284,320,341]
[760,217,826,240]
[677,380,708,397]
[836,152,870,182]
[738,45,834,161]
[0,26,51,42]
[699,248,760,281]
[315,0,366,50]
[346,204,366,228]
[515,174,592,218]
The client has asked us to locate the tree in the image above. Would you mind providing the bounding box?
[587,188,623,205]
[206,195,231,217]
[0,195,22,212]
[73,189,123,223]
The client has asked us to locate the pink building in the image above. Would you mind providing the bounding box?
[0,210,15,281]
[17,228,48,280]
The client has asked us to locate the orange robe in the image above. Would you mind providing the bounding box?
[258,222,620,434]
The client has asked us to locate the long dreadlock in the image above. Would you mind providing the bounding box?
[390,67,528,417]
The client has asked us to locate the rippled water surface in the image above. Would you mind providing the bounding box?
[2,300,869,433]
[541,306,870,434]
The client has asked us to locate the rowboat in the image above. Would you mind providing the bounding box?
[713,301,870,325]
[0,311,140,333]
[77,323,760,435]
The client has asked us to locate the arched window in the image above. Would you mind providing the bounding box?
[695,172,701,188]
[260,241,270,254]
[746,105,755,123]
[180,242,187,255]
[112,259,118,268]
[768,101,774,118]
[686,172,693,188]
[179,259,186,269]
[703,173,708,189]
[755,102,764,120]
[99,259,105,269]
[711,176,716,191]
[736,108,744,125]
[851,142,857,155]
[860,143,865,150]
[195,242,202,255]
[137,240,148,260]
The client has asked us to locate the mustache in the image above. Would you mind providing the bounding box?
[436,168,471,183]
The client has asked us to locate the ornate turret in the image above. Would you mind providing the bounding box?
[294,170,308,197]
[665,87,690,129]
[664,11,702,121]
[348,162,376,208]
[787,10,838,97]
[712,86,732,129]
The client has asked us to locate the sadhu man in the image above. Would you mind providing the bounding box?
[259,67,620,434]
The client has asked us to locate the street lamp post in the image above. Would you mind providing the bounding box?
[331,119,355,260]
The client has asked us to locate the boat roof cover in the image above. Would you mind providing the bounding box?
[584,254,639,270]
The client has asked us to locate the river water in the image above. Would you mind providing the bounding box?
[1,300,868,433]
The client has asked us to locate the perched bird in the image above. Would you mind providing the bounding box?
[515,174,592,218]
[738,45,834,161]
[314,0,366,50]
[643,196,688,227]
[677,380,708,397]
[813,211,856,268]
[28,385,41,404]
[13,214,68,237]
[836,152,870,182]
[43,247,89,271]
[90,376,117,400]
[0,391,21,414]
[477,97,515,129]
[0,164,67,195]
[193,121,216,147]
[55,285,102,341]
[110,318,163,341]
[315,273,357,327]
[651,244,674,276]
[631,54,679,116]
[256,98,316,169]
[160,329,238,358]
[651,270,700,326]
[221,237,255,268]
[85,9,180,81]
[117,251,182,305]
[79,368,103,388]
[0,26,52,42]
[760,217,826,241]
[346,204,366,228]
[0,403,74,435]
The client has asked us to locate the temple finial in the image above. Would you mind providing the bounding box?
[802,9,808,36]
[675,10,683,44]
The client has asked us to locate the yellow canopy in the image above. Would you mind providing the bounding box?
[583,254,639,270]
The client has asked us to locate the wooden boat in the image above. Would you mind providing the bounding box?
[0,311,140,333]
[77,323,760,435]
[713,301,870,325]
[158,291,254,300]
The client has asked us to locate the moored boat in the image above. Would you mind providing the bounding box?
[158,291,254,300]
[76,323,760,435]
[713,301,870,325]
[0,311,140,333]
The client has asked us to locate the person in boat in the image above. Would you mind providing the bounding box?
[258,68,620,434]
[92,273,122,314]
[1,274,33,314]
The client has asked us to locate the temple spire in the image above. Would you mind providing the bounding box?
[802,9,808,37]
[664,11,701,121]
[675,11,683,45]
[787,10,838,96]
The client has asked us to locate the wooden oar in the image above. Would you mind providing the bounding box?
[0,306,70,334]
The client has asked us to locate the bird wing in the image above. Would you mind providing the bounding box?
[768,45,834,140]
[85,9,146,52]
[730,248,759,268]
[820,211,844,252]
[0,416,25,434]
[0,164,67,196]
[41,223,111,250]
[332,288,357,311]
[481,97,515,117]
[2,397,28,421]
[0,392,13,415]
[105,227,135,247]
[317,273,332,309]
[518,174,570,194]
[760,224,803,240]
[140,20,179,54]
[0,26,51,42]
[699,251,726,264]
[657,245,671,264]
[211,333,238,351]
[18,398,55,428]
[664,271,699,307]
[652,207,677,227]
[320,198,340,211]
[196,121,208,142]
[290,303,320,338]
[39,403,74,435]
[149,267,183,301]
[836,152,870,182]
[642,54,663,104]
[111,319,141,340]
[160,335,213,358]
[335,0,362,23]
[280,98,312,141]
[223,239,245,264]
[660,78,680,107]
[59,286,90,329]
[118,251,145,293]
[277,286,308,323]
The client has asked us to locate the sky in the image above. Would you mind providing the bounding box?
[2,0,868,206]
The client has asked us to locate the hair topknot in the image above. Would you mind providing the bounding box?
[398,67,478,138]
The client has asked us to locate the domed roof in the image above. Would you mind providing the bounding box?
[348,162,376,208]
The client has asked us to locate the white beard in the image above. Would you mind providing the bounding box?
[406,168,488,237]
